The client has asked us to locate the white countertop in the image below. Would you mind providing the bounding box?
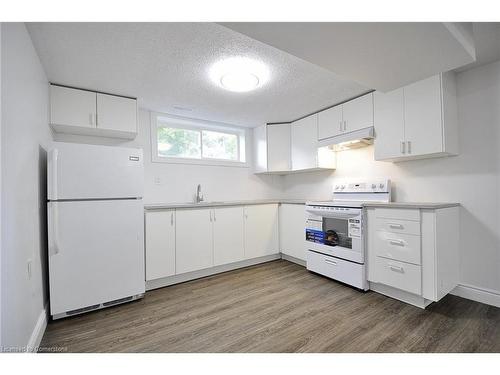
[144,199,307,210]
[362,202,460,209]
[144,199,460,210]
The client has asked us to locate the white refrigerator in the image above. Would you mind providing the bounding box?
[47,142,145,319]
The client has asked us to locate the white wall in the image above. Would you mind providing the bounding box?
[54,110,283,204]
[283,60,500,296]
[1,23,52,350]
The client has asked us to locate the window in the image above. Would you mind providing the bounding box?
[152,113,247,166]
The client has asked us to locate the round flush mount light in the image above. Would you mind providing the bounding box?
[209,57,269,93]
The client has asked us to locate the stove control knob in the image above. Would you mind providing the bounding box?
[371,184,376,189]
[341,185,345,190]
[379,183,385,189]
[334,185,339,190]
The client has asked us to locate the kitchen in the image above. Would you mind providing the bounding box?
[1,4,500,370]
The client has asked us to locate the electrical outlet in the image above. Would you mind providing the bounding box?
[27,259,32,279]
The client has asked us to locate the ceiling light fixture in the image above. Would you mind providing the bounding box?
[209,57,269,93]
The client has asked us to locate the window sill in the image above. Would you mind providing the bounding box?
[152,155,249,168]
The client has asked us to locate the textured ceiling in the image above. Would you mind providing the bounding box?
[27,22,369,128]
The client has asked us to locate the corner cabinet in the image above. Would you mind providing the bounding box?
[366,206,459,308]
[50,84,138,139]
[290,114,336,172]
[244,204,279,258]
[374,73,458,161]
[279,203,306,262]
[253,119,335,175]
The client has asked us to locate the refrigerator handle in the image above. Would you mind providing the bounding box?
[49,149,59,200]
[49,203,61,256]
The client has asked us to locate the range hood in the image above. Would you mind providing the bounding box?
[318,126,374,151]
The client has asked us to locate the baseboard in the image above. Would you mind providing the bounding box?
[27,304,48,352]
[451,284,500,308]
[280,253,306,267]
[146,254,281,291]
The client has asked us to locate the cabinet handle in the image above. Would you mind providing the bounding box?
[388,223,404,229]
[339,121,342,132]
[209,211,212,222]
[389,264,404,273]
[324,258,337,266]
[95,113,98,127]
[89,113,94,126]
[389,239,405,247]
[400,141,406,154]
[213,209,216,222]
[343,120,347,132]
[407,140,412,154]
[171,212,174,226]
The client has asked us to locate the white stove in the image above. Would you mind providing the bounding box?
[305,179,391,290]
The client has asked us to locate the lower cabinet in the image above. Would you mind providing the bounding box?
[145,210,176,281]
[279,204,306,261]
[367,206,459,307]
[244,204,279,258]
[145,203,279,283]
[213,206,245,266]
[175,208,214,274]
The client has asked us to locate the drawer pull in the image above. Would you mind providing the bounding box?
[389,223,404,229]
[389,239,405,247]
[389,264,404,273]
[324,259,337,266]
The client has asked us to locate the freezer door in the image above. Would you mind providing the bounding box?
[48,142,143,200]
[48,199,145,316]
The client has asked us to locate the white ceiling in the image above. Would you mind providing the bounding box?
[221,22,477,92]
[27,22,369,128]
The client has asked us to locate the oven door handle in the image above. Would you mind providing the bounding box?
[305,208,360,219]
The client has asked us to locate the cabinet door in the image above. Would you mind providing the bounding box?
[374,89,405,160]
[213,206,245,266]
[404,75,443,156]
[267,123,291,172]
[176,208,213,274]
[244,204,279,259]
[291,114,318,170]
[279,204,306,261]
[96,93,137,133]
[343,93,374,133]
[50,85,96,128]
[253,125,268,173]
[318,105,343,140]
[145,210,176,281]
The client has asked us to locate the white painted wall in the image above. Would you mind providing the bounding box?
[1,23,52,349]
[283,60,500,296]
[54,110,283,204]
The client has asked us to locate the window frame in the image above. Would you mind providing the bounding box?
[150,112,249,167]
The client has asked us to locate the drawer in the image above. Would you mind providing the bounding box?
[372,257,422,295]
[306,250,366,290]
[373,208,420,222]
[374,231,421,265]
[375,217,420,236]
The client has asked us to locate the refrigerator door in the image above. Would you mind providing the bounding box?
[48,199,145,316]
[48,142,143,200]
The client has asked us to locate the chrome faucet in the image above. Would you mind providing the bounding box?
[196,184,204,203]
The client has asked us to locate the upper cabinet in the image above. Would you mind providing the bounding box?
[50,84,138,139]
[253,118,335,175]
[374,73,458,162]
[291,115,319,170]
[267,123,291,172]
[318,92,373,140]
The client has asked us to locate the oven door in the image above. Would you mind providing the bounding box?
[305,208,364,264]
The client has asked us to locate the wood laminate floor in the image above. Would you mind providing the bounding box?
[39,260,500,353]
